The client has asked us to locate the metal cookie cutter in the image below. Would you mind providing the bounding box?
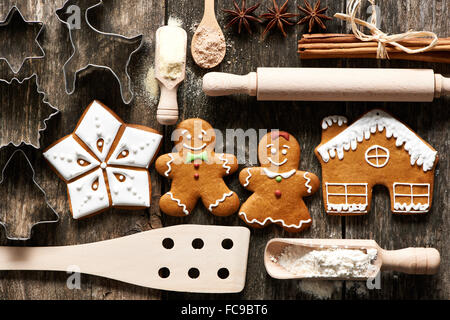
[0,149,59,241]
[56,0,144,104]
[0,74,60,149]
[0,6,45,74]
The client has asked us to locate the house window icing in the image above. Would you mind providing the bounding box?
[393,183,430,212]
[325,183,368,213]
[365,145,389,168]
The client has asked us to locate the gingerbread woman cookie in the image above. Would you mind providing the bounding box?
[238,131,319,232]
[156,118,240,217]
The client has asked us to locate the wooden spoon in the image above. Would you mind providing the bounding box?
[155,25,187,125]
[265,238,440,280]
[191,0,226,69]
[0,225,251,293]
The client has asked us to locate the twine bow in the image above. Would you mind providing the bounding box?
[334,0,438,59]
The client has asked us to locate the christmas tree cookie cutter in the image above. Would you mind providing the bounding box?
[0,149,59,241]
[56,0,144,104]
[0,74,60,149]
[0,6,45,74]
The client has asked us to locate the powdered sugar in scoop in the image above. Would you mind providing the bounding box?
[192,26,226,68]
[276,246,378,278]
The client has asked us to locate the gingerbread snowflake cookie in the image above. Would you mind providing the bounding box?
[43,101,162,219]
[156,118,240,217]
[239,131,319,233]
[314,109,438,215]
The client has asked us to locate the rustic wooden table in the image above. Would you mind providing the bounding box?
[0,0,448,300]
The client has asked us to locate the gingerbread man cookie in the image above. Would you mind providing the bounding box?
[156,118,240,217]
[238,131,319,232]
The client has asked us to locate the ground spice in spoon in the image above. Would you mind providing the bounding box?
[191,26,226,68]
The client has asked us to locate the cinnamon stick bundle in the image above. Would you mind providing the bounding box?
[298,34,450,64]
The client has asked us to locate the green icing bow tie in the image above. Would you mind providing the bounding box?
[186,151,208,163]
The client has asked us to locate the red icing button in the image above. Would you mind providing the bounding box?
[275,190,282,198]
[194,163,200,169]
[194,173,200,179]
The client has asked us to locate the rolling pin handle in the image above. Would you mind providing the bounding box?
[434,74,450,98]
[203,72,257,97]
[380,248,440,275]
[157,85,179,126]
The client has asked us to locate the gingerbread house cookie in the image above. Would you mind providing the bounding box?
[155,118,240,217]
[314,109,438,215]
[239,131,320,233]
[43,100,163,219]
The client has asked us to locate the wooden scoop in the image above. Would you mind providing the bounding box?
[265,238,440,280]
[0,225,251,293]
[155,25,187,125]
[191,0,226,69]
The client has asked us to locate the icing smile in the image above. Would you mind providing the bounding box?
[183,143,207,151]
[268,157,287,166]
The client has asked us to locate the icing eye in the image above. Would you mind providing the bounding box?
[117,149,129,159]
[91,178,99,191]
[282,149,288,155]
[77,159,90,167]
[114,173,126,183]
[198,134,203,140]
[186,134,192,140]
[271,148,277,155]
[96,139,104,152]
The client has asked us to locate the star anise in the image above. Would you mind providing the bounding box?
[223,0,262,34]
[297,0,332,33]
[260,0,298,37]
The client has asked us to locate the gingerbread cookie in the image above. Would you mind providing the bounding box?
[314,109,438,215]
[156,118,240,217]
[43,100,163,219]
[238,131,319,233]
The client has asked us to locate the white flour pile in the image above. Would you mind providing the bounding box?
[275,246,378,278]
[192,26,226,68]
[158,26,186,80]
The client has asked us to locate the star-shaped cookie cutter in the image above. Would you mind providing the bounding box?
[0,6,45,74]
[0,74,60,149]
[0,149,59,241]
[56,0,144,104]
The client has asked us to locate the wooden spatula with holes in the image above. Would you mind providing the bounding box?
[0,225,251,293]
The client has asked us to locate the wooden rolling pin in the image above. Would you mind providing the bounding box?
[203,68,450,102]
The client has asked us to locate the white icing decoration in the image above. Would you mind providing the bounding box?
[321,115,348,130]
[325,183,368,213]
[208,191,234,212]
[67,168,110,219]
[303,172,312,193]
[239,212,311,229]
[74,101,122,161]
[218,153,231,174]
[392,182,430,213]
[106,168,150,207]
[364,145,390,168]
[165,153,175,177]
[43,135,100,181]
[167,192,189,215]
[107,127,162,168]
[263,168,296,179]
[317,109,437,172]
[47,102,161,219]
[267,157,288,166]
[243,168,252,187]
